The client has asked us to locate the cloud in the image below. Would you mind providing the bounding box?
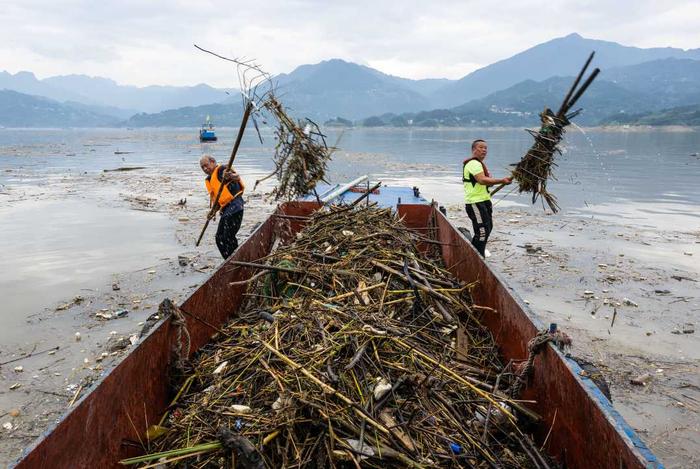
[0,0,697,86]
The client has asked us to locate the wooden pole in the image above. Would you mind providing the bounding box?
[564,67,600,111]
[556,51,595,118]
[195,101,253,247]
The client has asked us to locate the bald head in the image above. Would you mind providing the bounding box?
[200,154,217,175]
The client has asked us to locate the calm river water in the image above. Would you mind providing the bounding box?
[4,126,698,222]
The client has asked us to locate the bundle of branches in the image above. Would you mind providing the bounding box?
[254,96,334,201]
[192,45,335,243]
[504,52,600,213]
[124,206,551,468]
[509,109,568,212]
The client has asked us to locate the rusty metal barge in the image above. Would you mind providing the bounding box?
[15,185,662,468]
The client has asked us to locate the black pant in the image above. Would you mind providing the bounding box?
[465,200,493,257]
[215,206,244,259]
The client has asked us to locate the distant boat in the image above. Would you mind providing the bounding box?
[199,115,217,142]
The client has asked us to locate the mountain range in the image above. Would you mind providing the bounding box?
[0,71,230,115]
[430,33,700,107]
[360,57,700,127]
[1,33,699,127]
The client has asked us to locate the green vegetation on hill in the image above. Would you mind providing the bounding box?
[600,105,700,126]
[358,76,654,127]
[123,102,244,127]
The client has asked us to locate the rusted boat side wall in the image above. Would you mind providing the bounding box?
[15,202,318,469]
[397,204,653,469]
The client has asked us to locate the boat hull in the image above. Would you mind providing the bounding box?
[15,201,661,468]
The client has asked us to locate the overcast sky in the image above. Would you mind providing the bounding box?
[1,1,698,87]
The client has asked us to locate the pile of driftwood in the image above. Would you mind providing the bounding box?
[124,206,548,468]
[254,97,334,201]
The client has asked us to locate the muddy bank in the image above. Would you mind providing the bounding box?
[446,202,699,468]
[0,165,274,465]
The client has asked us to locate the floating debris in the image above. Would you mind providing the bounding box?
[630,373,653,386]
[107,336,130,352]
[103,166,144,171]
[56,295,85,311]
[623,298,638,307]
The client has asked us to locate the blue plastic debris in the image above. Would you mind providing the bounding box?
[449,442,462,454]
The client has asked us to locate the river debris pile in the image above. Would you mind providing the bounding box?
[254,96,334,201]
[508,53,600,213]
[126,207,547,468]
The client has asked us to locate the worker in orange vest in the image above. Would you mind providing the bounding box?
[199,154,245,258]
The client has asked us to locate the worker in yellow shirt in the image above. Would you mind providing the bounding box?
[462,139,512,257]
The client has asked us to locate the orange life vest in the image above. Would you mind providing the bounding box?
[205,165,237,208]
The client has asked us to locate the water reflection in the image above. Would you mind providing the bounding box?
[0,198,176,337]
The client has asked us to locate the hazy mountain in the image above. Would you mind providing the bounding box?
[366,73,451,96]
[431,33,700,108]
[43,74,230,113]
[0,90,119,127]
[0,71,88,103]
[272,59,436,120]
[120,57,443,126]
[0,70,232,116]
